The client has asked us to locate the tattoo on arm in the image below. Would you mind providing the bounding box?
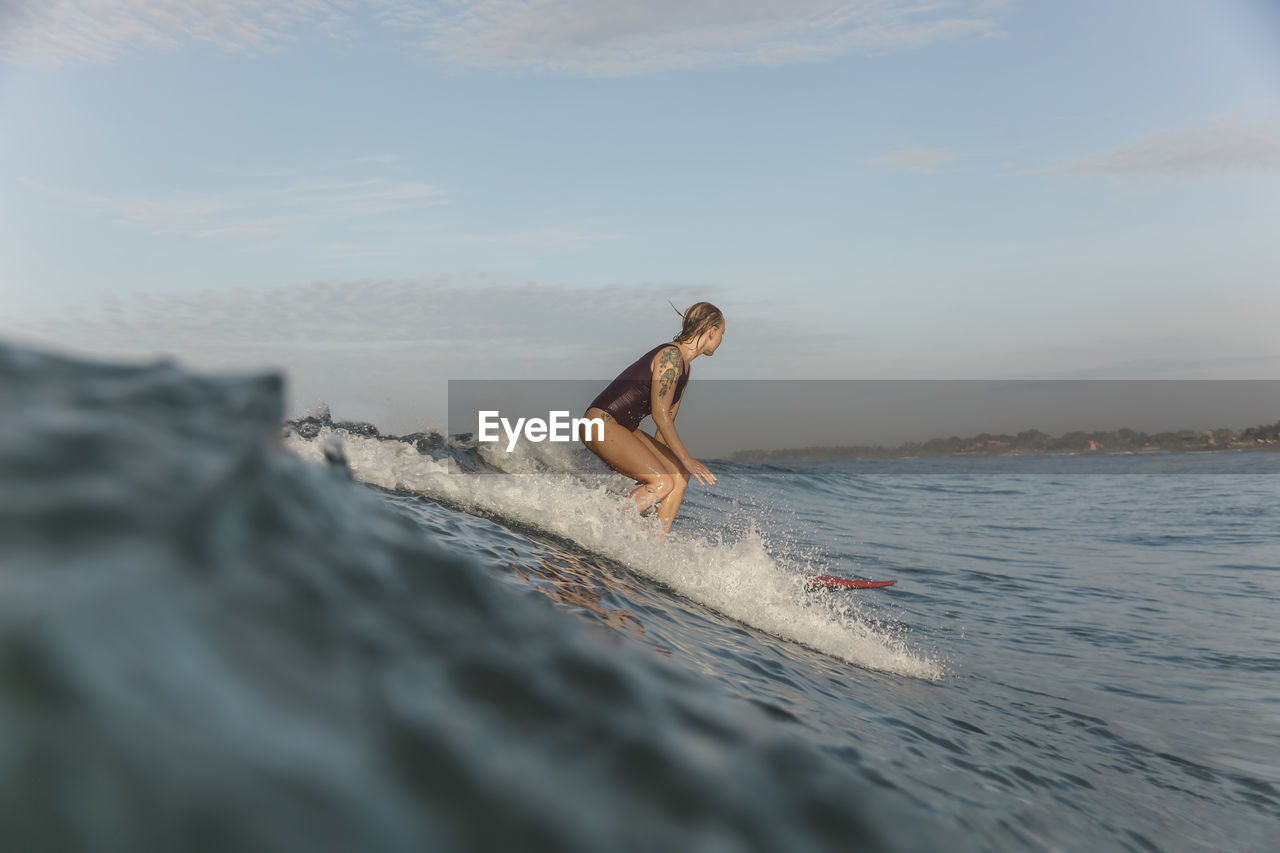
[656,347,682,401]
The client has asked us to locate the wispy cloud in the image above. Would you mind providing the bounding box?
[1045,114,1280,175]
[869,146,957,174]
[1,277,740,430]
[3,0,1008,73]
[215,156,403,180]
[23,167,620,258]
[401,0,1007,75]
[0,0,349,67]
[6,276,721,374]
[23,175,446,240]
[447,226,623,250]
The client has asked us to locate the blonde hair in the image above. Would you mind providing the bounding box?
[672,301,724,343]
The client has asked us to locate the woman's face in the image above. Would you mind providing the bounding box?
[702,321,725,355]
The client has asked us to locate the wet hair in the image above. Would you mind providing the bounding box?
[671,301,724,344]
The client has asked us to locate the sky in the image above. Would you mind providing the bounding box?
[2,0,1278,441]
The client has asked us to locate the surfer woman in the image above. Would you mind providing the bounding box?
[582,302,724,534]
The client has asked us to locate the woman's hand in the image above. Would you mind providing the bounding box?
[684,458,716,486]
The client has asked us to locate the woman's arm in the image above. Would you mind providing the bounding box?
[649,348,714,485]
[654,400,680,445]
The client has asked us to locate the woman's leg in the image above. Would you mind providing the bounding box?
[633,430,690,531]
[582,409,677,520]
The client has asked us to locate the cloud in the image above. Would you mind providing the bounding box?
[23,174,446,240]
[1,276,842,387]
[0,0,349,66]
[446,226,623,250]
[403,0,1005,75]
[2,277,729,428]
[23,166,619,259]
[1047,114,1280,175]
[869,146,957,174]
[3,0,1007,73]
[6,277,719,368]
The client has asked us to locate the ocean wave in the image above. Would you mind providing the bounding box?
[282,412,942,681]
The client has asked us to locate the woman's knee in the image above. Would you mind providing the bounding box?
[643,472,677,499]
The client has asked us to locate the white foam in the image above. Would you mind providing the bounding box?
[284,429,943,680]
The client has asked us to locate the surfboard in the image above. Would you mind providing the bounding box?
[807,575,898,590]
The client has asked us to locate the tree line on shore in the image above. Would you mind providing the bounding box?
[731,419,1280,462]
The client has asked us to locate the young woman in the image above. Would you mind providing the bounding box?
[582,302,724,534]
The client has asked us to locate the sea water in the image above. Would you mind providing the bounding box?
[3,341,1277,851]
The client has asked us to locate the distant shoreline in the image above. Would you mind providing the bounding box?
[730,420,1280,462]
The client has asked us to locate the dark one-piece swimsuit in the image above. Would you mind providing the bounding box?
[588,343,689,432]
